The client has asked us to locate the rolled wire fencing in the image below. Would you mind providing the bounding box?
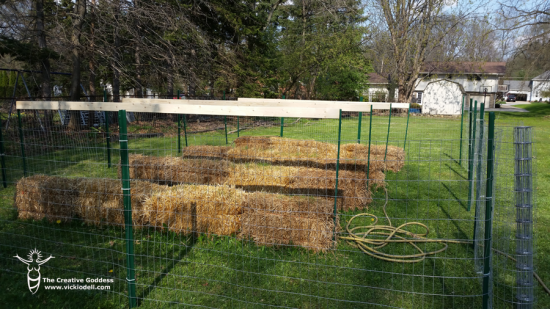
[0,101,530,309]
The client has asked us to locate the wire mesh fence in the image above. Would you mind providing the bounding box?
[0,99,536,308]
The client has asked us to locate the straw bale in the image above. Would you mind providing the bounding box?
[341,143,405,173]
[180,137,405,173]
[118,154,229,185]
[229,136,393,171]
[239,209,336,252]
[15,175,163,226]
[143,184,246,235]
[227,165,378,211]
[15,175,79,222]
[244,192,333,219]
[182,145,231,160]
[77,178,163,226]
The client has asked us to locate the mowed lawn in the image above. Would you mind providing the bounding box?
[0,104,548,308]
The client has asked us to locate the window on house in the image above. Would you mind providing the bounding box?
[417,92,423,104]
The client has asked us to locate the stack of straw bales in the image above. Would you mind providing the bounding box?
[15,176,338,251]
[122,154,383,210]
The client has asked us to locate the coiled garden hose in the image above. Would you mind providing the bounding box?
[340,188,550,295]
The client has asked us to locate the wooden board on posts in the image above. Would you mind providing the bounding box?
[119,98,409,111]
[16,101,340,119]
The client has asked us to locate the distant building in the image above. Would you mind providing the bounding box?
[414,62,507,110]
[531,71,550,101]
[502,80,531,101]
[366,73,398,102]
[501,71,550,102]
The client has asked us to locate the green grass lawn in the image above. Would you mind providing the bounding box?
[0,104,548,308]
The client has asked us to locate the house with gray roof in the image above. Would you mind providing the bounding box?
[531,71,550,101]
[502,80,531,101]
[365,73,398,102]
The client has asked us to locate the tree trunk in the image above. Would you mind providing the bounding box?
[135,45,142,98]
[68,0,87,130]
[35,0,53,129]
[112,0,121,103]
[35,0,51,99]
[134,0,143,99]
[167,62,173,98]
[88,0,97,124]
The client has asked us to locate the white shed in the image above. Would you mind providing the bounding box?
[421,80,465,115]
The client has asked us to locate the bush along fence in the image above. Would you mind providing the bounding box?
[0,98,539,308]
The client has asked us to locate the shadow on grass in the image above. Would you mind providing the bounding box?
[443,152,460,166]
[442,183,468,211]
[436,199,470,241]
[136,203,198,306]
[445,163,467,180]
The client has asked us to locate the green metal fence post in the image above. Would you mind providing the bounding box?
[404,105,411,150]
[177,90,181,154]
[237,116,240,137]
[357,112,363,144]
[17,110,27,177]
[482,112,496,309]
[183,115,188,147]
[280,94,285,137]
[384,103,392,162]
[357,96,363,143]
[333,109,343,237]
[177,114,182,154]
[366,105,373,189]
[467,101,478,211]
[118,110,137,308]
[224,116,228,145]
[459,96,465,165]
[468,99,473,169]
[472,103,485,243]
[104,90,111,168]
[0,122,7,188]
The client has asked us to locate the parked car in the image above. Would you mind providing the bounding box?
[506,94,516,102]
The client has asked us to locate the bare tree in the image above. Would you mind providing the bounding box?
[497,0,550,77]
[69,0,86,101]
[367,0,490,102]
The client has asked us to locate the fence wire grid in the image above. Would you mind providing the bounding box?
[0,99,537,309]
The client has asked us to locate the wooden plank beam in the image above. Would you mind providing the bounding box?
[16,101,340,119]
[238,98,410,109]
[121,98,409,110]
